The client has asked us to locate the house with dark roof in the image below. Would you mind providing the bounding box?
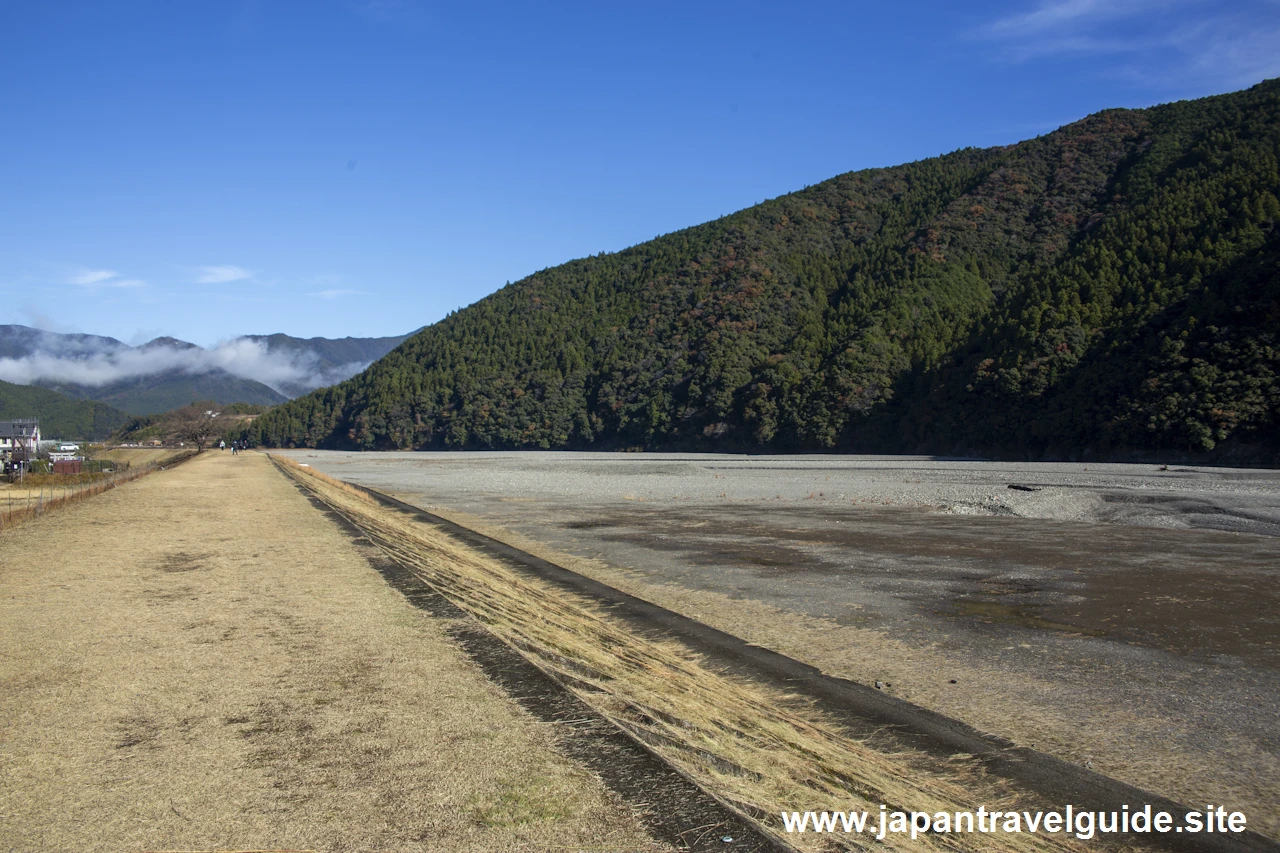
[0,418,41,469]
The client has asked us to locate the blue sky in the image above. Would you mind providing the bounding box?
[3,0,1278,346]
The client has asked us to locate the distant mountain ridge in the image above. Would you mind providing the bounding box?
[240,332,415,397]
[241,80,1280,463]
[0,325,127,360]
[139,335,201,351]
[0,326,413,415]
[39,371,288,415]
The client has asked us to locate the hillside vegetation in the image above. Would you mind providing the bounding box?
[0,380,131,439]
[47,371,287,416]
[111,401,270,445]
[243,81,1280,462]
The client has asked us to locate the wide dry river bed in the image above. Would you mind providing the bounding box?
[278,450,1280,836]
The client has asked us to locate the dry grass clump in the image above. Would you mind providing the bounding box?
[90,446,185,466]
[9,471,110,488]
[275,457,1090,853]
[275,455,376,504]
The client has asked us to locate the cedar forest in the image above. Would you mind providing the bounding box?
[239,80,1280,462]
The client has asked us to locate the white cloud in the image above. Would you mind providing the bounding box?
[67,268,119,286]
[974,0,1280,89]
[984,0,1160,39]
[0,336,368,396]
[64,268,147,289]
[308,288,366,299]
[1165,20,1280,88]
[196,265,253,284]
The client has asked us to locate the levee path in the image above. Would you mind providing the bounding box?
[0,451,665,853]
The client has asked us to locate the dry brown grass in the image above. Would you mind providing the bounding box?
[275,457,1100,853]
[0,457,180,533]
[0,451,666,853]
[275,455,376,504]
[92,446,186,466]
[6,471,110,487]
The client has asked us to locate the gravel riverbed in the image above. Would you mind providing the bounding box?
[280,450,1280,838]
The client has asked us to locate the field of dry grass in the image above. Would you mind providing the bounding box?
[0,451,665,853]
[0,461,171,533]
[91,446,185,466]
[274,456,1105,853]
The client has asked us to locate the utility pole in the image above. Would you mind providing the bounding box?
[15,420,36,486]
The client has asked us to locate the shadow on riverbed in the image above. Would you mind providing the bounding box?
[579,504,1280,666]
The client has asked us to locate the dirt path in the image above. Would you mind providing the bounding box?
[0,451,665,853]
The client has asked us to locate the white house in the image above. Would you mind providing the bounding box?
[0,419,41,462]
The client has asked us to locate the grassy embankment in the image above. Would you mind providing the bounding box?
[0,450,663,853]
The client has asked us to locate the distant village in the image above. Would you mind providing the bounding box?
[0,418,90,477]
[1,413,205,481]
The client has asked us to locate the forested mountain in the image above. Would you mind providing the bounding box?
[0,380,131,439]
[57,371,287,416]
[241,80,1280,462]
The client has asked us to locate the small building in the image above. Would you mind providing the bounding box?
[0,419,41,463]
[52,459,83,475]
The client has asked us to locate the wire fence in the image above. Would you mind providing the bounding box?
[0,453,195,534]
[8,458,130,477]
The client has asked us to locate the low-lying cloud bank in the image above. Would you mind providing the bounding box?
[0,336,368,397]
